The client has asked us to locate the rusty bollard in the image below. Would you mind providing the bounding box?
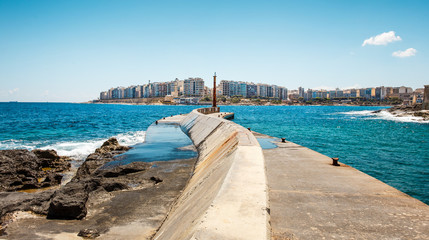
[332,157,340,166]
[155,120,158,125]
[247,128,251,131]
[281,138,286,143]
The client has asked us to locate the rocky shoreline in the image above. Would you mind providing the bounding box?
[374,104,429,121]
[0,149,71,192]
[0,138,197,239]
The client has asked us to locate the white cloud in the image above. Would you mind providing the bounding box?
[392,48,417,58]
[8,88,19,95]
[362,31,402,46]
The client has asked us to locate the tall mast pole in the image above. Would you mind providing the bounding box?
[212,72,217,107]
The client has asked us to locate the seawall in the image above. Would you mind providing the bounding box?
[154,109,269,240]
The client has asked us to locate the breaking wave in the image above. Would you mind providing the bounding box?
[339,110,429,123]
[0,131,146,160]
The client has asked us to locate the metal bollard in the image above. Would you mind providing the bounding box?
[155,121,158,125]
[281,138,286,143]
[247,128,251,131]
[332,157,340,166]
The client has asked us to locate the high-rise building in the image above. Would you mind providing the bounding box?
[100,91,108,100]
[246,83,257,97]
[184,77,204,97]
[298,87,305,98]
[238,82,247,97]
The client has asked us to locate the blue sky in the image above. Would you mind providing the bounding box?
[1,0,428,102]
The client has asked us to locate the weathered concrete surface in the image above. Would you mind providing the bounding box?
[254,132,429,240]
[154,109,269,240]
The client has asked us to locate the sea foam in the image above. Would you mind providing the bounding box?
[339,110,429,124]
[0,131,146,160]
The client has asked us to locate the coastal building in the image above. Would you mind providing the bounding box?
[246,83,257,97]
[282,88,288,100]
[423,85,429,110]
[257,84,268,98]
[306,89,313,100]
[336,89,344,98]
[412,88,424,104]
[173,97,200,104]
[288,90,299,100]
[134,85,143,98]
[203,86,212,97]
[111,87,125,99]
[184,77,204,97]
[124,86,136,99]
[100,91,108,100]
[238,82,247,97]
[298,87,305,98]
[374,87,385,100]
[171,79,184,97]
[356,89,365,98]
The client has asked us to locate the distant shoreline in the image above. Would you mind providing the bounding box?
[87,101,395,107]
[1,101,397,107]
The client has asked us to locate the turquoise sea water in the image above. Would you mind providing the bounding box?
[0,103,428,204]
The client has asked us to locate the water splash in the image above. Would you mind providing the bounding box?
[0,131,146,160]
[339,110,429,123]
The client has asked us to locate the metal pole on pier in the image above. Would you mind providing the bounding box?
[213,72,217,108]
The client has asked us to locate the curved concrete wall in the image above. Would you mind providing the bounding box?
[153,109,269,240]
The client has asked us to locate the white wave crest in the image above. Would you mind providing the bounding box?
[0,131,146,160]
[340,110,429,123]
[39,140,107,160]
[42,131,146,160]
[373,111,429,123]
[339,110,375,116]
[115,131,146,146]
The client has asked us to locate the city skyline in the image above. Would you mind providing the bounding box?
[99,77,422,104]
[1,0,428,102]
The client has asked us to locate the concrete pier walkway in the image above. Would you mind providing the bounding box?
[254,132,429,240]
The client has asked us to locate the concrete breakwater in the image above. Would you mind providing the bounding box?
[154,109,269,239]
[154,107,428,240]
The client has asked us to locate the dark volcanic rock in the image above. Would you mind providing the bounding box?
[47,181,97,220]
[1,137,150,224]
[0,149,70,192]
[95,162,148,178]
[47,138,139,220]
[0,190,55,224]
[101,182,128,192]
[96,138,130,154]
[75,138,130,180]
[32,149,71,172]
